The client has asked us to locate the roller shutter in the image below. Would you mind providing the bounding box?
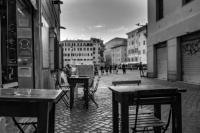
[181,38,200,84]
[157,46,167,79]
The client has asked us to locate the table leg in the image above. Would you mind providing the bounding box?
[112,92,119,133]
[84,79,89,109]
[154,104,161,133]
[37,103,49,133]
[121,96,129,133]
[70,83,76,109]
[172,93,182,133]
[49,103,55,133]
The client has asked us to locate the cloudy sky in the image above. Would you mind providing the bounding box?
[60,0,147,43]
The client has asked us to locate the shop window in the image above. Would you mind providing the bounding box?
[1,0,35,84]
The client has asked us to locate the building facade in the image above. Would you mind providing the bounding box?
[127,25,147,65]
[61,38,104,66]
[0,0,62,89]
[104,37,127,65]
[111,44,127,65]
[147,0,200,84]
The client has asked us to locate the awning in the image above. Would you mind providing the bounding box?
[29,0,37,10]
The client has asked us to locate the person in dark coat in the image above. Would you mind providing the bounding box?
[139,62,144,77]
[109,65,112,74]
[105,65,109,75]
[100,65,104,75]
[122,64,126,74]
[115,65,118,74]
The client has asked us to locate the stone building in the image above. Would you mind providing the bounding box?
[61,38,104,66]
[111,44,127,66]
[0,0,63,89]
[147,0,200,84]
[104,37,127,66]
[126,25,147,66]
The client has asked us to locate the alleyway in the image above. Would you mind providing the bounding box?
[55,70,200,133]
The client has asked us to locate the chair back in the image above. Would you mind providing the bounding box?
[112,80,141,86]
[91,76,101,93]
[53,69,69,89]
[77,65,94,77]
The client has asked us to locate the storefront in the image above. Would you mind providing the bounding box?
[0,0,35,88]
[0,0,62,89]
[181,31,200,84]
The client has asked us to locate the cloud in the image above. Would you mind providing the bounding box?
[94,25,104,28]
[88,24,105,30]
[107,25,129,33]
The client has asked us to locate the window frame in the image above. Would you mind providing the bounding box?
[156,0,164,21]
[182,0,193,5]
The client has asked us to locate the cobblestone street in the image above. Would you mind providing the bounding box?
[55,70,200,133]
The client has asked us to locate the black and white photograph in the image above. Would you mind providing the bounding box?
[0,0,199,132]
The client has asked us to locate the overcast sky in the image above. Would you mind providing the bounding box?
[60,0,147,43]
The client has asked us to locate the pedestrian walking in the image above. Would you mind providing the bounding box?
[100,65,104,75]
[109,65,112,74]
[115,65,118,74]
[105,65,109,75]
[139,62,144,77]
[122,64,126,74]
[94,65,99,75]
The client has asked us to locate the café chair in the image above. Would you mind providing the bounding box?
[12,117,37,133]
[76,76,100,108]
[53,69,70,108]
[88,76,101,108]
[131,96,172,133]
[76,65,100,107]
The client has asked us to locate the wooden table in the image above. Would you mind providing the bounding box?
[0,88,63,133]
[68,76,90,109]
[109,85,185,133]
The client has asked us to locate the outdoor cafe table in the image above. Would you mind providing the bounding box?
[0,88,63,133]
[109,85,184,133]
[68,76,90,109]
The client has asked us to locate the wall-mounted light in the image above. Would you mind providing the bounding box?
[136,23,147,27]
[52,0,63,4]
[59,26,66,29]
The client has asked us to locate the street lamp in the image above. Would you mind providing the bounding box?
[135,23,147,27]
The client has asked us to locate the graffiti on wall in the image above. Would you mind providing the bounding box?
[182,39,200,56]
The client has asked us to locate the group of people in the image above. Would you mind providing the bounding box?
[53,62,145,83]
[98,62,145,77]
[100,65,117,75]
[100,64,126,75]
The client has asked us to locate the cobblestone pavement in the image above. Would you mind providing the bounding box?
[55,70,200,133]
[3,70,200,133]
